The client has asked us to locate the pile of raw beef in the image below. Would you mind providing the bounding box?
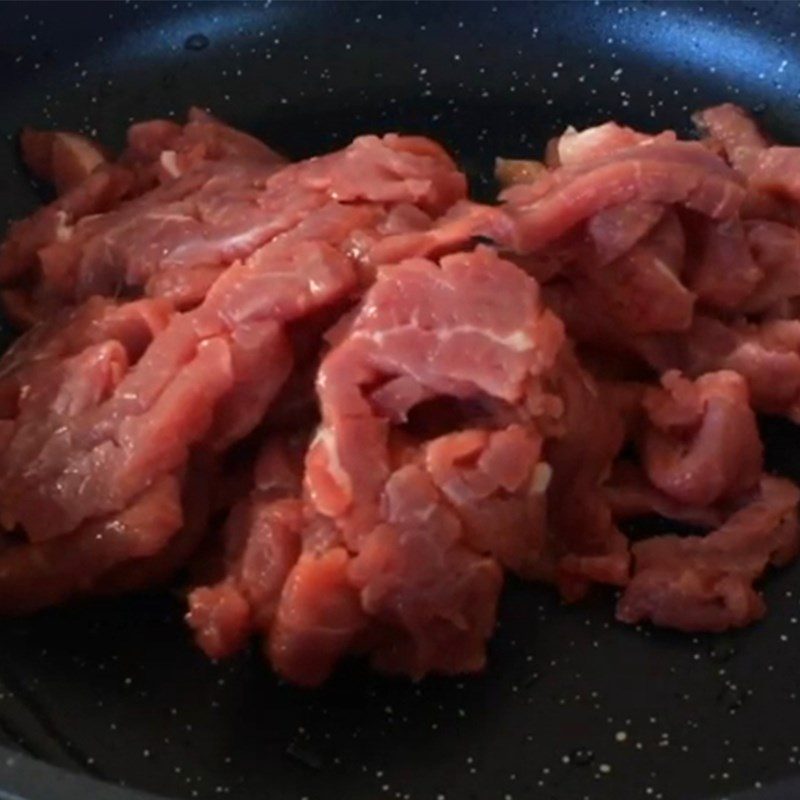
[1,104,799,685]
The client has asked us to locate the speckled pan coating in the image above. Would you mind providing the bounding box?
[2,2,800,800]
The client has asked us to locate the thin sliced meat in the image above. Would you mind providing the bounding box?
[424,425,550,576]
[144,265,228,310]
[4,114,268,295]
[0,296,170,386]
[187,583,252,661]
[266,133,466,217]
[541,279,633,354]
[0,475,182,614]
[0,164,134,284]
[187,497,304,659]
[4,105,800,685]
[0,232,356,543]
[364,201,515,272]
[741,147,800,204]
[3,127,466,321]
[692,108,800,223]
[555,122,674,166]
[580,209,694,334]
[683,218,762,311]
[348,465,503,680]
[599,380,647,436]
[160,106,286,172]
[270,546,369,686]
[515,204,681,331]
[50,158,312,301]
[742,220,800,315]
[0,133,368,618]
[586,202,666,267]
[641,371,763,507]
[604,461,725,529]
[538,348,629,599]
[102,132,461,297]
[727,320,800,419]
[186,432,309,659]
[95,456,214,595]
[307,246,564,536]
[20,128,109,194]
[195,239,355,450]
[617,476,800,632]
[122,107,286,185]
[265,247,564,682]
[637,316,800,422]
[200,238,357,327]
[0,319,235,540]
[501,141,745,251]
[123,119,184,167]
[204,320,293,452]
[693,103,770,170]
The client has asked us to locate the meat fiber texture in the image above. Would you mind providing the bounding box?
[1,106,799,687]
[496,106,800,631]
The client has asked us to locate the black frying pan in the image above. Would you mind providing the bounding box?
[2,3,800,799]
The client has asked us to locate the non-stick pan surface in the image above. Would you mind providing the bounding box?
[2,3,800,799]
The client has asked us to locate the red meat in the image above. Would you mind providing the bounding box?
[538,349,629,598]
[693,103,770,168]
[604,461,725,529]
[637,316,800,422]
[683,218,763,311]
[0,474,183,615]
[20,128,110,194]
[553,121,674,166]
[2,117,466,326]
[2,105,800,687]
[0,165,134,285]
[578,209,694,335]
[188,247,572,683]
[618,476,800,632]
[122,107,286,183]
[500,140,745,251]
[742,220,800,315]
[640,371,763,507]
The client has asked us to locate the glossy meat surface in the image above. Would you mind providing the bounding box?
[2,104,800,685]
